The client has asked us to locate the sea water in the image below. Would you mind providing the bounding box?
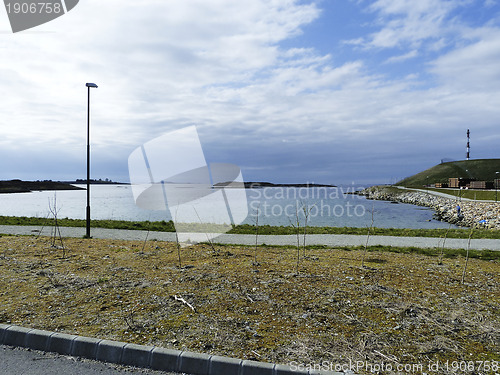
[0,184,455,229]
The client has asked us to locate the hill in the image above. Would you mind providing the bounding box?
[396,159,500,187]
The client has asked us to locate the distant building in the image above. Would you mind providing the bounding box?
[449,177,496,189]
[469,181,493,189]
[449,177,475,188]
[434,182,448,188]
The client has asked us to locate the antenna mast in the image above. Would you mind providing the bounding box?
[466,129,470,160]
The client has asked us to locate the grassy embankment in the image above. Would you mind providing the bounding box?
[397,158,500,188]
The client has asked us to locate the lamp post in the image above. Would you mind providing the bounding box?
[85,83,98,238]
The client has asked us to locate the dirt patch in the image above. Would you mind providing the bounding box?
[0,235,498,374]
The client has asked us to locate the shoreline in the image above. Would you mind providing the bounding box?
[359,186,500,230]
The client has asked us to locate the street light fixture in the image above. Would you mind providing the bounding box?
[85,82,98,238]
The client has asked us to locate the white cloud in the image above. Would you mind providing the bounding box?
[0,0,321,148]
[430,27,500,91]
[352,0,459,50]
[385,49,418,63]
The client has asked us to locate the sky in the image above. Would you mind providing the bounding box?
[1,0,500,185]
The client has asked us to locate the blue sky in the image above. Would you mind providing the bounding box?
[1,0,500,185]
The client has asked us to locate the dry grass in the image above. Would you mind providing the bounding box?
[0,235,499,374]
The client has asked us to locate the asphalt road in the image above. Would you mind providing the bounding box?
[0,345,184,375]
[0,225,499,251]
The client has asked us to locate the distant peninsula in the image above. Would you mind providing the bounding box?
[66,178,128,185]
[0,179,130,194]
[214,181,336,188]
[0,180,84,194]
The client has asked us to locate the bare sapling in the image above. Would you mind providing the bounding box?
[253,204,260,265]
[193,207,218,255]
[302,201,312,258]
[361,204,375,268]
[48,193,66,258]
[173,207,182,268]
[288,201,302,273]
[438,223,452,265]
[141,216,151,252]
[124,310,139,332]
[175,230,182,268]
[461,226,474,284]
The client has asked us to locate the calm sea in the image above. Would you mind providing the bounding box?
[0,184,455,229]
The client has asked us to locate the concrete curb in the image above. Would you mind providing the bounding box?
[0,324,345,375]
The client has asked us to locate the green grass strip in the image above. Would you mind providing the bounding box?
[227,224,500,239]
[212,242,500,261]
[0,215,175,232]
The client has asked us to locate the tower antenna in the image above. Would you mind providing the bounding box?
[466,129,470,160]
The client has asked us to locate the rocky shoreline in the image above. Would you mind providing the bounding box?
[359,186,500,230]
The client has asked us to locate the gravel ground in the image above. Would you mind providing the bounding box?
[0,225,499,251]
[1,235,498,375]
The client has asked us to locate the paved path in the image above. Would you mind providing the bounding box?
[395,186,499,202]
[1,225,499,251]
